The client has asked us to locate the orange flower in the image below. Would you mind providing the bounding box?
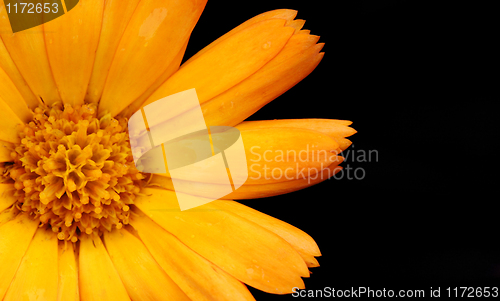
[0,1,355,300]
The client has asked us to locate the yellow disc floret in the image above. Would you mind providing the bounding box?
[2,102,145,242]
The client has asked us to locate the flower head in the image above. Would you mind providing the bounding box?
[0,1,355,300]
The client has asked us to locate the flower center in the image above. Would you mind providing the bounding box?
[1,103,145,242]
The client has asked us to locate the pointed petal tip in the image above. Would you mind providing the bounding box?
[345,126,357,137]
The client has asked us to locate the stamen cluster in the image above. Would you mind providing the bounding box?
[2,103,145,241]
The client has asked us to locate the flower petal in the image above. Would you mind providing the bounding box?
[131,212,256,301]
[202,34,324,127]
[131,31,324,139]
[44,0,104,106]
[3,227,58,301]
[236,119,357,151]
[0,38,39,108]
[149,162,342,200]
[85,0,141,104]
[79,234,131,301]
[57,242,79,301]
[136,18,295,127]
[149,126,340,185]
[181,9,298,67]
[0,213,40,300]
[0,2,61,105]
[0,206,17,226]
[237,127,340,185]
[134,188,309,294]
[211,200,321,257]
[0,183,16,212]
[103,228,190,301]
[0,97,23,143]
[0,66,33,122]
[97,0,207,117]
[224,164,343,199]
[0,140,13,162]
[120,38,189,118]
[300,252,320,268]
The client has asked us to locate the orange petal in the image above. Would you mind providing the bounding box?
[238,127,340,185]
[149,162,343,200]
[138,18,295,128]
[86,0,142,104]
[134,188,309,294]
[150,126,340,185]
[44,0,104,106]
[0,1,61,105]
[120,38,189,118]
[0,183,16,212]
[285,19,306,32]
[79,234,131,301]
[0,38,39,108]
[4,227,58,301]
[212,200,321,257]
[98,0,207,118]
[202,34,324,127]
[0,140,14,162]
[0,213,39,300]
[58,242,79,301]
[0,97,23,143]
[224,164,343,199]
[300,252,320,268]
[103,229,190,301]
[131,213,256,301]
[236,119,357,151]
[181,9,298,67]
[211,200,323,267]
[0,66,33,122]
[0,206,18,226]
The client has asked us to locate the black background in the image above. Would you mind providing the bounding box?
[184,1,498,299]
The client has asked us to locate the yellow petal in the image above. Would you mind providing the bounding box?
[0,1,61,105]
[4,227,58,301]
[0,140,14,162]
[0,206,18,226]
[85,0,141,104]
[0,213,40,300]
[300,252,320,268]
[98,0,207,117]
[224,164,342,199]
[212,200,321,257]
[237,119,357,151]
[0,183,16,212]
[0,66,33,122]
[137,18,295,127]
[149,162,342,200]
[181,9,298,67]
[202,34,324,127]
[131,213,256,301]
[150,126,340,185]
[0,38,39,108]
[103,229,190,301]
[0,97,22,143]
[239,127,340,185]
[79,234,131,301]
[285,19,306,32]
[57,242,79,301]
[120,38,189,118]
[44,0,104,106]
[134,188,308,294]
[142,32,324,135]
